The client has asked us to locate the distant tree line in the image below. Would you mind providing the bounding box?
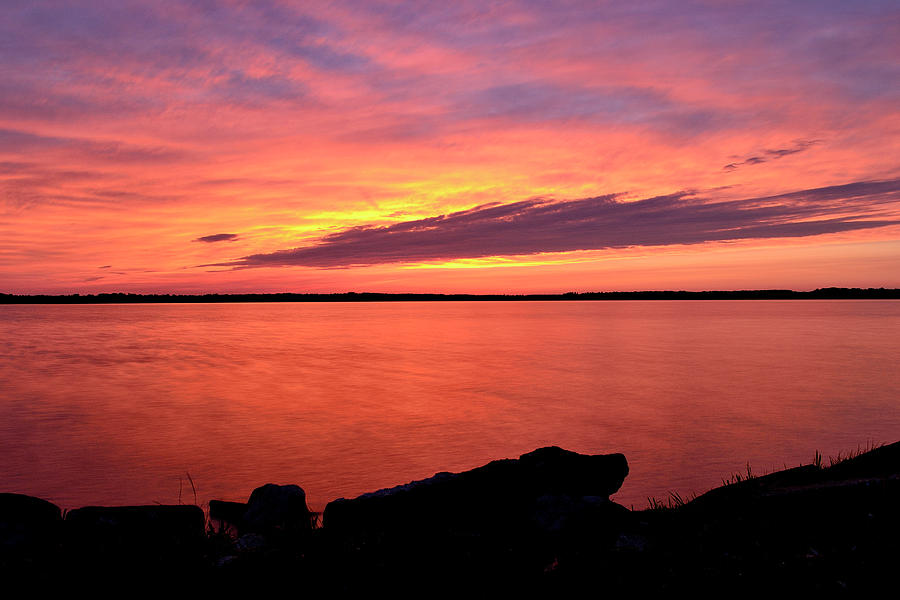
[1,288,899,303]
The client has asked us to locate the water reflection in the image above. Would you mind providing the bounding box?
[1,300,898,511]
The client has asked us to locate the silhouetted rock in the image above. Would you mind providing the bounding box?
[323,446,628,536]
[209,499,248,530]
[533,493,630,534]
[243,484,313,534]
[65,505,205,567]
[519,446,629,496]
[0,494,62,565]
[5,441,898,591]
[235,532,268,553]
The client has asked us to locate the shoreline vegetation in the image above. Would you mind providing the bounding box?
[2,287,900,304]
[2,441,898,591]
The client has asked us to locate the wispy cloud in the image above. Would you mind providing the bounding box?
[195,233,240,243]
[208,179,900,269]
[0,129,185,164]
[723,140,821,171]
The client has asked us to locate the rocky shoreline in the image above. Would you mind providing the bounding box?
[3,442,898,591]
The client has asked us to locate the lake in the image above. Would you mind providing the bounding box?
[1,300,898,512]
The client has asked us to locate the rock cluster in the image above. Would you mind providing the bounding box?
[2,441,899,593]
[0,496,205,572]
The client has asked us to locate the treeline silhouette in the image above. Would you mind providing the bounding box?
[1,288,899,303]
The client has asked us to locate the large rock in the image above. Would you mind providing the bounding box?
[209,499,247,531]
[323,446,628,535]
[65,504,205,565]
[242,484,313,534]
[0,494,63,563]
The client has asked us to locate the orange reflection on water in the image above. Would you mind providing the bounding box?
[1,301,899,511]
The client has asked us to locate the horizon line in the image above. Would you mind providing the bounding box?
[2,287,899,304]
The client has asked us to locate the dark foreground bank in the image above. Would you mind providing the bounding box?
[2,442,899,592]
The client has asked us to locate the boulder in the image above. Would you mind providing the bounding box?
[242,484,313,534]
[65,505,205,564]
[0,493,63,561]
[235,532,268,553]
[518,446,630,497]
[323,446,628,535]
[209,499,248,530]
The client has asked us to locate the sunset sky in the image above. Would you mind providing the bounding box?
[2,0,899,294]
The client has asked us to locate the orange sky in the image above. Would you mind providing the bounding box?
[2,1,899,293]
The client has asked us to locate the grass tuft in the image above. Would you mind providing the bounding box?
[646,489,695,510]
[186,472,198,505]
[722,462,756,486]
[827,441,884,467]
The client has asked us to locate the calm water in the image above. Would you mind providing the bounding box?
[1,301,899,511]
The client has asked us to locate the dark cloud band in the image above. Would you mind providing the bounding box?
[206,178,900,269]
[195,233,240,243]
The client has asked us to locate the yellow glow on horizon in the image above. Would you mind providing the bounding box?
[400,251,646,270]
